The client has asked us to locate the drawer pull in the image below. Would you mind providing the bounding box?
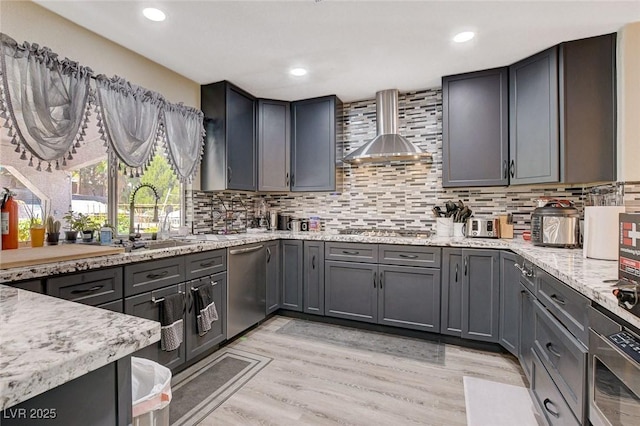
[398,253,418,259]
[380,272,383,289]
[147,270,169,280]
[342,250,360,255]
[545,342,562,357]
[543,398,560,418]
[550,294,566,305]
[70,285,104,294]
[266,247,271,263]
[199,260,216,268]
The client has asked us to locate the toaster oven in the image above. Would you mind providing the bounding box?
[466,218,500,238]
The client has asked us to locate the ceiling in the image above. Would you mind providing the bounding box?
[35,0,640,102]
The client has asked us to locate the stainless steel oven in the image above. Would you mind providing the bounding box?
[589,307,640,426]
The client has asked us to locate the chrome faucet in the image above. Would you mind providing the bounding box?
[129,183,160,238]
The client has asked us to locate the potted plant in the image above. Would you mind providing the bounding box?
[45,215,61,245]
[63,210,84,243]
[78,213,101,242]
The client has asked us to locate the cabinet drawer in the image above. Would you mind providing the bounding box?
[536,269,589,345]
[534,301,587,422]
[47,267,123,306]
[8,279,44,294]
[379,245,441,268]
[97,299,124,313]
[325,242,378,263]
[531,350,580,426]
[185,249,226,280]
[125,257,185,297]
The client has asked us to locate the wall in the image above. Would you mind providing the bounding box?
[188,88,640,236]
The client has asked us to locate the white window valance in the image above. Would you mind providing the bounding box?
[0,33,204,182]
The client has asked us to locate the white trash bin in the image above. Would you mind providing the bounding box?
[131,357,172,426]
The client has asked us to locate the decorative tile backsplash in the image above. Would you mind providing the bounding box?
[187,88,640,235]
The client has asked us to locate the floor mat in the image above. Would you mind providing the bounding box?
[464,376,539,426]
[169,348,271,426]
[276,318,445,364]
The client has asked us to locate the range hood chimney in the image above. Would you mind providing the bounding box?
[343,89,429,164]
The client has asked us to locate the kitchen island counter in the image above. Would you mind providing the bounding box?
[0,284,160,411]
[0,231,633,329]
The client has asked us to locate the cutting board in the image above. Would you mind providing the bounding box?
[0,244,125,269]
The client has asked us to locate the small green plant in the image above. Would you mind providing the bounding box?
[45,216,61,234]
[63,211,100,232]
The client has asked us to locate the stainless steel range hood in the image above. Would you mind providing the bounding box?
[343,89,429,164]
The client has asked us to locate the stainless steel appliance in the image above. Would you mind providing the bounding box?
[227,244,266,339]
[588,306,640,426]
[531,200,580,248]
[466,218,500,238]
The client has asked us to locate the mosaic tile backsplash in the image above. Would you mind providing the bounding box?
[187,88,640,235]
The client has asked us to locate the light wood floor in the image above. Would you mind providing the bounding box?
[199,316,526,425]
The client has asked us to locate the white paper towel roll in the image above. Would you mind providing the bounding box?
[583,206,625,260]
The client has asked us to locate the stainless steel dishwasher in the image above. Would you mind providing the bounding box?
[227,244,266,339]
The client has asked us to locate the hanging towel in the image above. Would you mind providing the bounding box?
[160,292,184,351]
[195,283,219,336]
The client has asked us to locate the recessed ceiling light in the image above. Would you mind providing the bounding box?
[143,7,166,22]
[453,31,475,43]
[290,68,308,77]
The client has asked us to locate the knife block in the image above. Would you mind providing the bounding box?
[499,216,514,239]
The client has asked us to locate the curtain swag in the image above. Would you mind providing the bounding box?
[0,32,205,182]
[0,33,94,172]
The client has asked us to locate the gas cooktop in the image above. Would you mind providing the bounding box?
[338,229,431,238]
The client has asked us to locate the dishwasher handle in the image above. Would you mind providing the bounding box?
[230,245,264,255]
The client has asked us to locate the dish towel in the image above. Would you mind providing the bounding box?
[160,292,184,351]
[195,283,219,336]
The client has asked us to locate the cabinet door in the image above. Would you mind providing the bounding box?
[500,251,520,356]
[281,240,303,311]
[258,99,290,191]
[124,283,186,371]
[442,68,509,187]
[265,241,281,314]
[324,260,378,323]
[303,241,325,315]
[440,248,463,337]
[185,273,227,361]
[378,264,441,332]
[227,85,256,191]
[462,249,500,342]
[520,284,536,381]
[291,96,338,192]
[509,46,559,185]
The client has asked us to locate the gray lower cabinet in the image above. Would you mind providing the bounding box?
[378,264,441,332]
[281,240,303,311]
[442,67,509,187]
[97,299,124,313]
[125,283,187,371]
[1,358,131,426]
[441,248,500,342]
[290,95,342,192]
[185,273,227,361]
[7,279,43,293]
[324,260,378,323]
[303,241,325,315]
[265,241,281,314]
[124,257,186,297]
[531,350,580,426]
[499,251,520,356]
[258,99,290,191]
[46,267,123,307]
[520,283,536,381]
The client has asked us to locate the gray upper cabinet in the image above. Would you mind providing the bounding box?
[509,33,616,185]
[509,46,560,185]
[290,95,342,192]
[442,67,509,187]
[281,240,303,312]
[258,99,290,191]
[499,251,520,356]
[201,81,257,191]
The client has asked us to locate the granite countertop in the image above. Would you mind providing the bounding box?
[0,285,160,410]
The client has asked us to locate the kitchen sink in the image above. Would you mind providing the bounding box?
[118,239,196,252]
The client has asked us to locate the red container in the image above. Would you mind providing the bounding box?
[619,213,640,284]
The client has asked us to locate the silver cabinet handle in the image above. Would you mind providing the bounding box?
[285,172,290,187]
[230,245,264,255]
